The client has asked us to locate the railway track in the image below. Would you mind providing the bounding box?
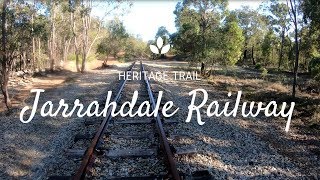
[50,61,210,180]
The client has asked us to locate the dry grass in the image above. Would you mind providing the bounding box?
[206,68,320,131]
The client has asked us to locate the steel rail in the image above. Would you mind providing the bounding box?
[73,62,136,180]
[140,61,181,180]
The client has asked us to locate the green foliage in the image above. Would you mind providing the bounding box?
[97,20,147,61]
[308,57,320,78]
[223,19,244,66]
[255,63,262,70]
[236,7,268,63]
[302,0,320,28]
[266,0,290,30]
[125,36,148,59]
[96,19,129,59]
[261,29,278,66]
[155,26,170,44]
[67,54,95,62]
[261,67,268,79]
[172,0,227,64]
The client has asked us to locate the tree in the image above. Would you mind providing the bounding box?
[267,0,290,70]
[125,35,147,59]
[48,0,57,71]
[80,0,92,73]
[96,19,128,65]
[155,26,169,42]
[302,0,320,29]
[172,0,227,72]
[155,26,170,59]
[1,0,11,109]
[236,7,268,65]
[287,0,300,98]
[261,29,278,66]
[69,0,81,72]
[1,0,35,109]
[301,0,320,59]
[223,15,245,66]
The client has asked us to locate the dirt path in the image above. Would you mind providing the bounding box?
[0,62,129,179]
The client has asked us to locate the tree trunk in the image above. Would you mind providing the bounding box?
[49,0,56,71]
[20,54,22,71]
[70,10,81,72]
[244,49,247,60]
[38,37,41,69]
[200,62,205,75]
[290,0,299,98]
[1,0,12,109]
[292,23,299,97]
[81,15,89,73]
[63,38,71,63]
[252,46,256,65]
[278,28,285,70]
[75,38,81,72]
[31,0,36,71]
[0,71,11,109]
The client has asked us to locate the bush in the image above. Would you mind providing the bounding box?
[67,54,96,62]
[255,63,262,70]
[308,57,320,78]
[261,67,268,79]
[118,56,126,63]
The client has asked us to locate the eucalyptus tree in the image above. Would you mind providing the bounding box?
[172,3,200,60]
[261,29,278,66]
[222,13,245,66]
[96,19,128,64]
[263,0,290,70]
[301,0,320,58]
[155,26,170,58]
[302,0,320,29]
[287,0,301,98]
[236,7,268,65]
[155,26,169,43]
[173,0,227,71]
[1,0,11,109]
[1,0,34,109]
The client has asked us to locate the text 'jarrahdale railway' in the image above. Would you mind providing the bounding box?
[20,89,295,132]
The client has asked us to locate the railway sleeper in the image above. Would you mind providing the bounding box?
[99,175,173,180]
[106,132,154,140]
[74,133,94,141]
[104,148,158,158]
[65,149,85,159]
[113,119,153,125]
[180,170,213,180]
[65,148,158,159]
[47,175,72,180]
[84,119,102,126]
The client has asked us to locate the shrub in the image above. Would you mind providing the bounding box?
[261,67,268,79]
[118,56,126,63]
[308,57,320,79]
[67,54,96,62]
[255,63,262,70]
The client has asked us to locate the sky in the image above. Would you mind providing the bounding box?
[93,1,263,42]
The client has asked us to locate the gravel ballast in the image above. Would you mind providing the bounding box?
[1,60,319,179]
[0,63,129,179]
[144,60,319,179]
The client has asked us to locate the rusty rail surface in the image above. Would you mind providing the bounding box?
[73,62,135,180]
[140,61,181,180]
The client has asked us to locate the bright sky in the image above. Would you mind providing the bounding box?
[93,1,263,42]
